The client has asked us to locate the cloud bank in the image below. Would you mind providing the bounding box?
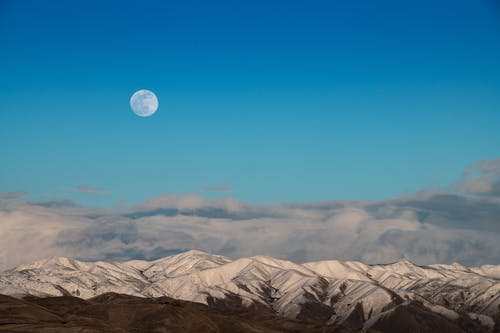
[457,158,500,197]
[0,192,28,199]
[1,159,499,270]
[76,185,107,196]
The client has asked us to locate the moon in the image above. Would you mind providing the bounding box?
[130,89,158,117]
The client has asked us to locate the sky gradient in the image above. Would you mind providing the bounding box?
[1,0,500,206]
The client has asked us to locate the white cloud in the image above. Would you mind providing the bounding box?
[135,194,206,211]
[1,159,499,270]
[199,185,231,193]
[0,191,28,199]
[76,185,107,195]
[457,158,500,196]
[1,192,499,270]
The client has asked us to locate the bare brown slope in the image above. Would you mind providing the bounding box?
[0,293,359,333]
[371,301,487,333]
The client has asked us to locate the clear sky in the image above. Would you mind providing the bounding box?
[1,0,499,206]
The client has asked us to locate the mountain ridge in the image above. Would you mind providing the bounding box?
[1,250,499,332]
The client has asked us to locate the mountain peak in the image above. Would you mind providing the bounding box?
[14,256,83,272]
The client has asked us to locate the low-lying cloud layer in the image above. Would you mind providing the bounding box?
[1,159,499,270]
[76,185,107,196]
[0,192,28,199]
[457,158,500,197]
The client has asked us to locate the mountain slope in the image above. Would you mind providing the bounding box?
[0,293,358,333]
[1,250,499,332]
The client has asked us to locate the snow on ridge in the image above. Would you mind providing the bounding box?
[303,260,371,281]
[6,250,499,281]
[13,256,86,272]
[1,250,499,329]
[471,265,500,279]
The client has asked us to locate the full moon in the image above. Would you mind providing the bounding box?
[130,89,158,117]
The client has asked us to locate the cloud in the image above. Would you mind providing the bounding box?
[0,192,28,199]
[28,200,81,209]
[1,194,499,270]
[76,185,107,196]
[199,185,231,193]
[365,194,500,233]
[456,158,500,196]
[1,159,499,271]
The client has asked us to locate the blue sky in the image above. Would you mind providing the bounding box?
[0,0,499,206]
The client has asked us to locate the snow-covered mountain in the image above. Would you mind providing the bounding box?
[1,250,499,332]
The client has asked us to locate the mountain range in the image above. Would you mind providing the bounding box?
[1,250,499,332]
